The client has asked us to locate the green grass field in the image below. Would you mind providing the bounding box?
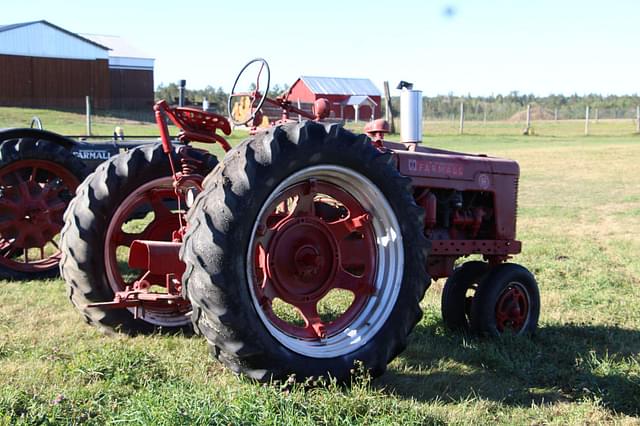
[0,108,639,424]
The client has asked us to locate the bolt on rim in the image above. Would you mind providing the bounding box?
[495,281,531,333]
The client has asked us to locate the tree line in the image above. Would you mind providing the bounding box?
[155,83,290,114]
[156,84,640,121]
[397,92,640,121]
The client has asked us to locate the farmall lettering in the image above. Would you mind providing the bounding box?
[408,158,464,177]
[73,150,112,161]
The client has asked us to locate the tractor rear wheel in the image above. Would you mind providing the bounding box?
[0,137,86,280]
[470,263,540,336]
[182,121,430,383]
[60,144,217,335]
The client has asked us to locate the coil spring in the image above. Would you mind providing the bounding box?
[179,148,202,176]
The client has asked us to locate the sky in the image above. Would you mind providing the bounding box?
[3,0,639,96]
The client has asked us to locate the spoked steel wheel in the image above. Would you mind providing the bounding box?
[248,165,404,357]
[105,176,191,328]
[0,159,79,277]
[183,121,430,382]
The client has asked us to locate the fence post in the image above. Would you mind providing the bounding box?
[85,96,92,136]
[595,108,599,123]
[636,105,640,133]
[383,81,396,133]
[524,104,531,135]
[459,101,464,134]
[554,107,558,121]
[585,106,590,136]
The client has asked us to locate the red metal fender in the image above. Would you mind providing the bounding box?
[128,240,185,277]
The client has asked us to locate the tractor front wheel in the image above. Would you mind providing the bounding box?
[441,261,489,331]
[182,121,430,382]
[470,263,540,336]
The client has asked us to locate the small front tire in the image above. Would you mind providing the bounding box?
[470,263,540,337]
[441,261,489,331]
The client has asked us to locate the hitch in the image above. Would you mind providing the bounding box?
[87,240,188,314]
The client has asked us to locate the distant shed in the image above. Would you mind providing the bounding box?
[287,76,382,121]
[82,34,154,110]
[0,20,154,110]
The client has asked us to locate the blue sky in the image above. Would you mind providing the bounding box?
[3,0,638,96]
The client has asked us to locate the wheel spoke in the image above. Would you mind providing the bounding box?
[297,302,326,339]
[290,181,317,217]
[17,180,30,200]
[29,166,38,182]
[335,269,375,296]
[149,191,173,219]
[40,179,64,199]
[2,246,18,259]
[114,231,144,248]
[47,200,67,213]
[258,277,278,305]
[0,197,20,212]
[325,219,352,241]
[292,192,316,217]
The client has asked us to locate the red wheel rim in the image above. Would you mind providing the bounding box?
[0,159,79,273]
[495,282,530,333]
[104,177,190,325]
[252,179,377,340]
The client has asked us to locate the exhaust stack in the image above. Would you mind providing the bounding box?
[398,81,423,143]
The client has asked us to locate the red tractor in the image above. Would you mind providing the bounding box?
[60,59,539,382]
[0,120,194,280]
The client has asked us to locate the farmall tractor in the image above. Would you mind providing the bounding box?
[0,121,175,280]
[59,59,540,382]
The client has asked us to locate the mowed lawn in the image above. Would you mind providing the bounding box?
[0,109,639,424]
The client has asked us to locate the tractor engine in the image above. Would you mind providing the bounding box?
[388,145,520,280]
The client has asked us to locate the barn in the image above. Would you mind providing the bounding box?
[0,20,154,111]
[287,76,382,121]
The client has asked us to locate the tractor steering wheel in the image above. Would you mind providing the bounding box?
[227,58,271,126]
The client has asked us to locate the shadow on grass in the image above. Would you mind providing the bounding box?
[379,323,640,416]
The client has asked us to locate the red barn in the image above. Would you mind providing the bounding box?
[287,76,381,121]
[0,20,154,111]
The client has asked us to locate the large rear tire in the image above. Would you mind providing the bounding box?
[182,121,430,382]
[60,144,217,335]
[0,137,86,280]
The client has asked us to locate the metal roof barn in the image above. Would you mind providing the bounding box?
[287,76,382,121]
[0,20,154,111]
[0,20,108,60]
